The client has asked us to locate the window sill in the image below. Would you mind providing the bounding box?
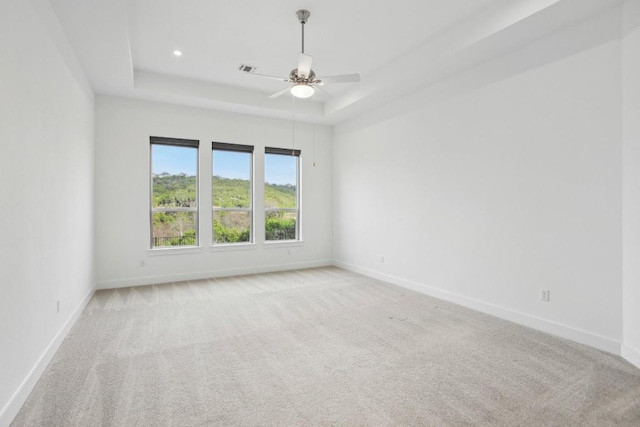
[263,240,304,249]
[147,246,202,256]
[210,242,257,252]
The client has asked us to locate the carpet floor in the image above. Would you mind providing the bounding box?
[12,267,640,426]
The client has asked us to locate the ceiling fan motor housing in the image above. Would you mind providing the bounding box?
[255,9,359,99]
[290,69,316,83]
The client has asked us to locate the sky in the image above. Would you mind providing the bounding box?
[264,153,297,186]
[152,145,297,185]
[152,145,196,175]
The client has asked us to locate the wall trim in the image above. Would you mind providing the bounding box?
[97,259,333,290]
[0,284,96,427]
[622,344,640,370]
[333,260,622,355]
[2,263,633,427]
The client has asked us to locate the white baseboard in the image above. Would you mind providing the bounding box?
[621,344,640,370]
[0,284,96,427]
[97,260,333,290]
[4,264,633,427]
[334,261,621,355]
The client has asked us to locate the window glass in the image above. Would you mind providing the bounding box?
[212,145,253,244]
[265,150,299,241]
[151,140,198,248]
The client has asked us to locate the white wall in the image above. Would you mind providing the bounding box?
[0,0,96,424]
[622,0,640,368]
[0,6,637,427]
[95,96,333,288]
[333,11,624,354]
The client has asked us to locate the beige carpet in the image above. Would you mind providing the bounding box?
[12,267,640,426]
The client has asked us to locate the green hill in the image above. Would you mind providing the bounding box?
[153,175,297,209]
[152,173,196,208]
[213,176,250,208]
[264,182,296,208]
[152,174,297,245]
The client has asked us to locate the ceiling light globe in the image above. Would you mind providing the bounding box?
[290,83,314,98]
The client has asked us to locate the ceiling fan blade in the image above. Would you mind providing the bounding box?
[247,73,289,82]
[297,53,313,79]
[268,86,292,99]
[312,84,333,97]
[317,73,360,84]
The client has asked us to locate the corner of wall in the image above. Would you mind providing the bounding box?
[621,344,640,370]
[0,285,95,427]
[333,261,622,356]
[28,0,93,98]
[622,0,640,371]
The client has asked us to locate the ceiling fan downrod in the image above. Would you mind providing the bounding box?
[296,10,310,54]
[251,9,360,100]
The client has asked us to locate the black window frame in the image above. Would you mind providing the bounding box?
[264,147,301,242]
[149,136,200,249]
[212,142,255,245]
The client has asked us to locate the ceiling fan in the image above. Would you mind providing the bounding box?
[249,10,360,99]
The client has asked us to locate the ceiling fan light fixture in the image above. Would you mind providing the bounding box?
[254,10,360,99]
[290,83,314,98]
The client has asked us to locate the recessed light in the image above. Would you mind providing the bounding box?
[173,50,182,57]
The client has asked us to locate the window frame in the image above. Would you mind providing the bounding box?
[149,136,200,250]
[211,142,255,246]
[264,147,301,242]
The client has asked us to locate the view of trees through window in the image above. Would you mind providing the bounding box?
[265,149,299,241]
[151,139,299,248]
[212,145,253,244]
[151,139,198,248]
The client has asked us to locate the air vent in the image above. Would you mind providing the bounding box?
[238,64,257,73]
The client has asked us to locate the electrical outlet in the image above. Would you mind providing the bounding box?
[540,289,550,302]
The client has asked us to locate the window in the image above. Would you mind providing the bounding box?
[150,137,199,248]
[264,147,300,241]
[212,142,254,244]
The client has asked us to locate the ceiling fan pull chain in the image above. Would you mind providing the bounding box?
[292,94,296,154]
[312,94,316,167]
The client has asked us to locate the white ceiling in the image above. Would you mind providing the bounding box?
[49,0,623,124]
